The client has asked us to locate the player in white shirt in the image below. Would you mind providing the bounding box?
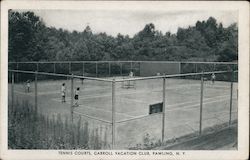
[129,71,134,77]
[211,73,216,84]
[26,80,30,93]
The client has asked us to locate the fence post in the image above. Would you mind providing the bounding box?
[130,61,133,71]
[178,62,181,74]
[82,62,85,85]
[199,72,204,135]
[120,62,122,76]
[11,72,14,111]
[53,63,56,73]
[229,70,234,126]
[71,74,74,123]
[109,62,111,77]
[36,63,39,72]
[69,62,71,74]
[96,62,98,77]
[111,79,116,149]
[16,63,19,82]
[35,71,38,113]
[162,76,166,143]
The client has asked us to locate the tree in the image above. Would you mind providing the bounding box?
[9,11,238,62]
[9,10,46,61]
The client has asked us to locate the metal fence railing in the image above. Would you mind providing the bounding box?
[9,61,238,78]
[8,69,238,149]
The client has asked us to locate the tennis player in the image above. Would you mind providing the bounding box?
[211,73,216,84]
[129,71,134,77]
[74,87,80,107]
[61,83,66,103]
[26,80,30,93]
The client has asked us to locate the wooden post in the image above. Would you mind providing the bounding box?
[71,74,74,123]
[112,79,116,149]
[35,72,38,113]
[162,76,166,143]
[11,72,14,111]
[199,72,204,135]
[229,71,234,126]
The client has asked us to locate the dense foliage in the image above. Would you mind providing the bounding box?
[8,100,109,149]
[9,10,238,62]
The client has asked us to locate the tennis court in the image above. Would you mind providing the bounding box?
[8,70,238,149]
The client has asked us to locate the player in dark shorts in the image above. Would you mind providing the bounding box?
[74,87,80,107]
[61,83,66,103]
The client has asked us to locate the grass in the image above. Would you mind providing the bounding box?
[128,120,238,150]
[8,99,110,149]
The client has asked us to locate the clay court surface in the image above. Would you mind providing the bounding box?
[9,77,238,148]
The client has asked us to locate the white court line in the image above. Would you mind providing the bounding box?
[52,83,202,102]
[74,104,135,118]
[125,96,230,115]
[165,97,230,112]
[14,86,111,96]
[123,94,229,113]
[52,89,152,102]
[119,97,233,123]
[167,95,229,107]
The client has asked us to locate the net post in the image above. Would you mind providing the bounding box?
[162,75,166,143]
[34,71,38,113]
[229,70,234,126]
[130,61,133,71]
[71,74,74,123]
[199,71,204,135]
[11,71,14,111]
[111,78,116,149]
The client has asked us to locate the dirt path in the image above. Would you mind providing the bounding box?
[162,125,237,150]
